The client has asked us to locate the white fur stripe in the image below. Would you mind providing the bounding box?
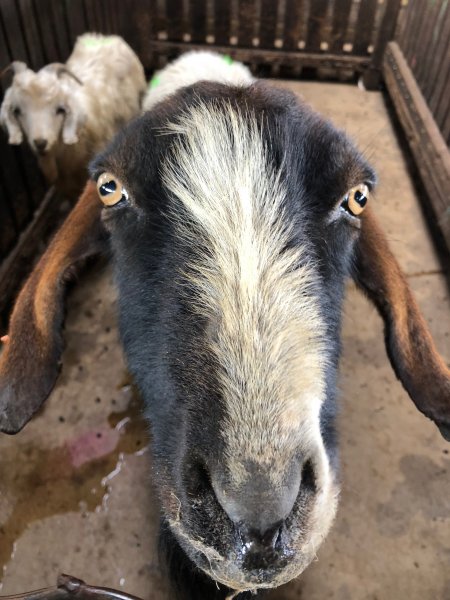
[162,102,328,484]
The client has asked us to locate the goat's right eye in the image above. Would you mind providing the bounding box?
[96,172,128,206]
[12,107,21,118]
[340,183,369,218]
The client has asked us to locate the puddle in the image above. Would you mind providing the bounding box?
[0,383,149,584]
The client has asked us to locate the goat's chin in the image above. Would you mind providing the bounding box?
[168,482,339,593]
[171,524,327,593]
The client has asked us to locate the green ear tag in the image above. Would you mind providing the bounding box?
[223,55,233,65]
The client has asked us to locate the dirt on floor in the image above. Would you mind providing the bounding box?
[0,81,449,600]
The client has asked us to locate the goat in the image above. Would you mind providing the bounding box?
[0,57,449,600]
[0,33,146,195]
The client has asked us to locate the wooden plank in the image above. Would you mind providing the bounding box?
[0,178,18,260]
[31,0,61,63]
[370,0,402,67]
[49,0,72,59]
[413,0,442,88]
[238,0,257,47]
[352,0,377,55]
[0,144,34,232]
[166,0,184,41]
[0,1,30,64]
[147,39,371,69]
[0,187,69,324]
[83,0,101,31]
[64,0,88,45]
[130,0,157,68]
[17,0,45,69]
[0,9,36,226]
[383,42,450,251]
[442,102,450,146]
[214,0,231,46]
[423,0,450,104]
[306,0,330,53]
[402,0,427,63]
[433,56,450,132]
[259,0,278,49]
[283,0,304,51]
[330,0,352,53]
[189,0,207,44]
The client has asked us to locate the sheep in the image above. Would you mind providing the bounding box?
[0,33,146,196]
[0,56,449,600]
[143,50,254,111]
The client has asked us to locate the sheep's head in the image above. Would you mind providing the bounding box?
[0,61,84,153]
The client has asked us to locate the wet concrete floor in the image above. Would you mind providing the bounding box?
[0,81,449,599]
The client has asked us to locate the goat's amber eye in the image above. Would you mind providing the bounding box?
[97,172,128,206]
[341,184,369,217]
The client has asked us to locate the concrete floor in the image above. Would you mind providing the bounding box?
[0,81,449,600]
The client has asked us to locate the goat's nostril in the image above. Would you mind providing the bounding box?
[34,138,48,152]
[183,458,213,499]
[240,522,283,551]
[301,459,317,494]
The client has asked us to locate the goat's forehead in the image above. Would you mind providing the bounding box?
[99,91,373,201]
[13,72,62,102]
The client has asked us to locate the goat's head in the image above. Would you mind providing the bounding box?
[0,61,84,153]
[0,81,449,595]
[88,82,449,592]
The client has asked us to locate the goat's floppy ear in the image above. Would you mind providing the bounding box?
[353,207,450,441]
[0,181,106,434]
[0,88,23,144]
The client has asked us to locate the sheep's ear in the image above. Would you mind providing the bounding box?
[0,61,27,78]
[62,99,85,144]
[0,181,106,434]
[353,207,450,441]
[0,88,23,144]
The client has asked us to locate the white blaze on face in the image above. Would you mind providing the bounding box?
[162,102,330,487]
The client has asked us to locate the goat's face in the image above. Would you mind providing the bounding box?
[91,82,375,593]
[0,64,84,154]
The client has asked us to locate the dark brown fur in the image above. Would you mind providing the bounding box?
[355,208,450,440]
[0,181,106,433]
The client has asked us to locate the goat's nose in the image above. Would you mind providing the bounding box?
[34,138,48,152]
[212,467,301,540]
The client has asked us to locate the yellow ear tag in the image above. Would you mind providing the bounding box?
[97,172,128,206]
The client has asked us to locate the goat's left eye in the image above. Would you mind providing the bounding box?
[340,184,369,217]
[97,172,128,206]
[56,106,66,115]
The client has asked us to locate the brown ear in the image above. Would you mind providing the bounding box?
[0,181,106,434]
[354,207,450,441]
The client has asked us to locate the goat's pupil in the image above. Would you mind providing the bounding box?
[100,181,116,196]
[354,190,367,207]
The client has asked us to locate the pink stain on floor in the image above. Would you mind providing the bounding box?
[67,427,120,468]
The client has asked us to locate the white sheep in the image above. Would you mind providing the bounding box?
[143,50,254,111]
[0,33,146,195]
